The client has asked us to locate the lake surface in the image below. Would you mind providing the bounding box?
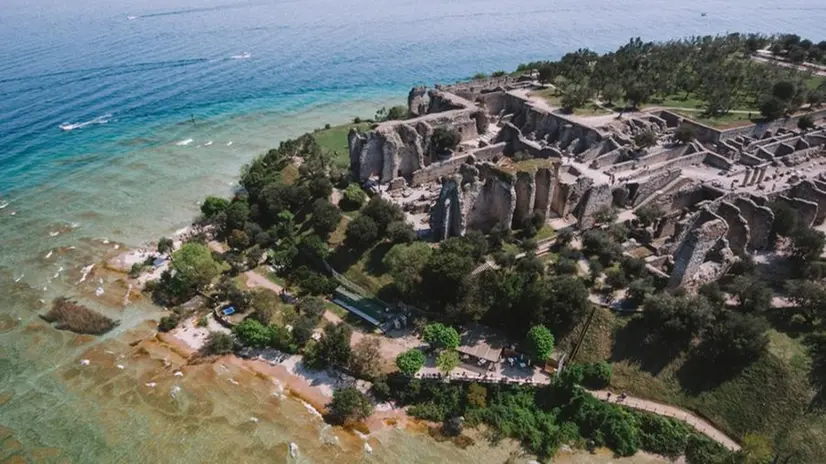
[1,0,823,461]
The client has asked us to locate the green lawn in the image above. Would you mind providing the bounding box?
[668,108,754,129]
[532,88,612,116]
[312,122,373,169]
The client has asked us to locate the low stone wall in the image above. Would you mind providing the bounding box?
[735,197,774,249]
[658,109,826,143]
[408,142,506,186]
[630,169,681,206]
[703,152,734,170]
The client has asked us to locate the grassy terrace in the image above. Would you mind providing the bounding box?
[532,87,613,116]
[558,307,816,448]
[312,122,373,169]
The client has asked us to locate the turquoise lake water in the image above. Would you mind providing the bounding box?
[1,0,824,462]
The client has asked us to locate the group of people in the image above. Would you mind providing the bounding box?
[605,391,628,403]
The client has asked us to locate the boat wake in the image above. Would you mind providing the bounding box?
[59,114,112,132]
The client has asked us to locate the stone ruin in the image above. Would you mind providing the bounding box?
[348,74,826,289]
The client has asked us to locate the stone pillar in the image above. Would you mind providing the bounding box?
[756,166,767,185]
[742,168,752,186]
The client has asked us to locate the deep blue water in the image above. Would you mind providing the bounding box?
[2,0,824,197]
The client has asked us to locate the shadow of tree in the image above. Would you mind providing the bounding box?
[610,317,684,376]
[675,349,750,394]
[765,307,815,338]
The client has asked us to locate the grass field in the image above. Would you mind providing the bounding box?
[559,307,819,455]
[311,122,373,169]
[532,87,612,116]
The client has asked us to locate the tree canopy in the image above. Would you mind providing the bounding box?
[525,325,555,364]
[423,323,461,350]
[396,349,426,376]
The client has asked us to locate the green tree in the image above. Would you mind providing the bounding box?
[674,124,696,144]
[309,176,333,199]
[791,227,825,263]
[423,323,461,350]
[431,127,461,155]
[228,229,250,250]
[383,242,432,297]
[171,242,222,290]
[201,196,229,218]
[233,318,272,347]
[525,325,555,364]
[328,386,373,424]
[340,184,367,210]
[362,196,405,235]
[201,331,234,355]
[158,313,180,332]
[582,361,612,388]
[798,115,815,131]
[627,278,655,307]
[387,220,416,244]
[436,349,460,373]
[785,279,826,323]
[157,237,174,254]
[225,200,250,231]
[315,322,353,368]
[727,275,772,313]
[311,198,342,237]
[396,349,426,375]
[350,337,383,379]
[249,290,279,325]
[698,311,768,365]
[636,204,664,227]
[633,129,658,149]
[759,96,786,120]
[544,275,589,333]
[345,215,379,250]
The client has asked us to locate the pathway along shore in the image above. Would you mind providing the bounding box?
[588,391,741,451]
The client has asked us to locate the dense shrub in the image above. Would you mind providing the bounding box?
[582,361,612,389]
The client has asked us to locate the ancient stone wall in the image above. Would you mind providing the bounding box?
[429,176,465,240]
[533,167,554,218]
[628,169,681,207]
[716,201,750,255]
[430,163,518,239]
[476,91,508,116]
[790,180,826,224]
[408,142,506,186]
[465,171,516,233]
[350,99,486,184]
[590,147,628,169]
[577,183,613,228]
[512,171,537,227]
[774,195,818,228]
[703,152,734,170]
[734,197,774,250]
[668,211,729,288]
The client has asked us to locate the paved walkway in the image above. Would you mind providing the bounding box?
[588,390,741,451]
